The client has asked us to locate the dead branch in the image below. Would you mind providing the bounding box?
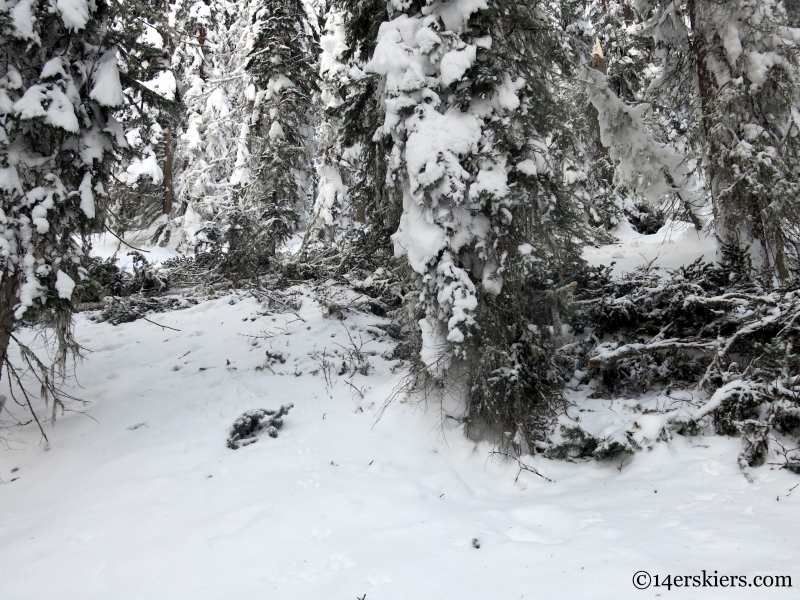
[588,339,717,367]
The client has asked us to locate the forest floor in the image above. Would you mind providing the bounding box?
[0,223,798,599]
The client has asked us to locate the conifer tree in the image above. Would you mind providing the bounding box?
[566,0,662,235]
[305,6,355,245]
[304,0,397,258]
[364,0,586,447]
[0,0,162,423]
[173,0,242,249]
[241,0,317,259]
[111,0,183,241]
[631,0,800,278]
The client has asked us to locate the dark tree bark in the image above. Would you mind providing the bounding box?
[0,270,19,383]
[162,127,174,216]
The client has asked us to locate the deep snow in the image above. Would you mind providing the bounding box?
[582,219,716,274]
[1,234,798,599]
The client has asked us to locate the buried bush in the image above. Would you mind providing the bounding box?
[545,425,640,461]
[227,404,294,449]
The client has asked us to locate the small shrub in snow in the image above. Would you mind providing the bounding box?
[227,404,294,449]
[625,203,666,236]
[545,425,639,462]
[72,257,129,306]
[671,419,701,438]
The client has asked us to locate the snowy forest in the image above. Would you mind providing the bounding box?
[1,0,800,597]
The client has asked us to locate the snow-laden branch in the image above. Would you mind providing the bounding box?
[698,307,783,390]
[583,67,704,230]
[683,293,779,308]
[692,380,755,420]
[588,339,717,367]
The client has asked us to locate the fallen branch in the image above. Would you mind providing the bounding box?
[107,297,182,332]
[488,449,555,483]
[683,292,778,308]
[698,309,782,390]
[247,285,306,322]
[102,223,151,253]
[692,379,754,419]
[588,339,716,367]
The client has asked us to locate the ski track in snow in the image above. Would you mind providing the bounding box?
[0,263,798,598]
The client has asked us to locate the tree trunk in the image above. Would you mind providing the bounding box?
[687,0,720,218]
[199,27,207,80]
[159,0,175,218]
[162,127,174,216]
[0,270,19,383]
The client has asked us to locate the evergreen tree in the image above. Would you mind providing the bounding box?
[364,0,586,448]
[305,5,355,245]
[111,0,183,242]
[181,0,319,276]
[173,0,244,250]
[240,0,317,261]
[0,0,161,424]
[304,0,399,273]
[631,0,800,278]
[564,0,664,235]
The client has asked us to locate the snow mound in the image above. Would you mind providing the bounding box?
[583,219,716,274]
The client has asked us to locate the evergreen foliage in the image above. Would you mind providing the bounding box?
[357,0,589,450]
[564,1,663,236]
[227,403,294,449]
[567,245,800,471]
[0,0,165,429]
[170,0,320,279]
[111,0,184,241]
[303,0,398,269]
[240,0,317,257]
[546,425,640,461]
[632,0,800,279]
[174,0,244,248]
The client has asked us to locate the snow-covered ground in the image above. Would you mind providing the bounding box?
[90,231,181,270]
[583,219,716,274]
[1,231,798,599]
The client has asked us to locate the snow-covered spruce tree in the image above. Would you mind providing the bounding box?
[302,0,402,282]
[229,0,317,271]
[0,0,150,427]
[582,53,705,233]
[369,0,586,449]
[172,0,244,251]
[563,0,665,236]
[110,1,183,241]
[305,5,356,247]
[146,0,198,244]
[633,0,800,279]
[328,0,398,242]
